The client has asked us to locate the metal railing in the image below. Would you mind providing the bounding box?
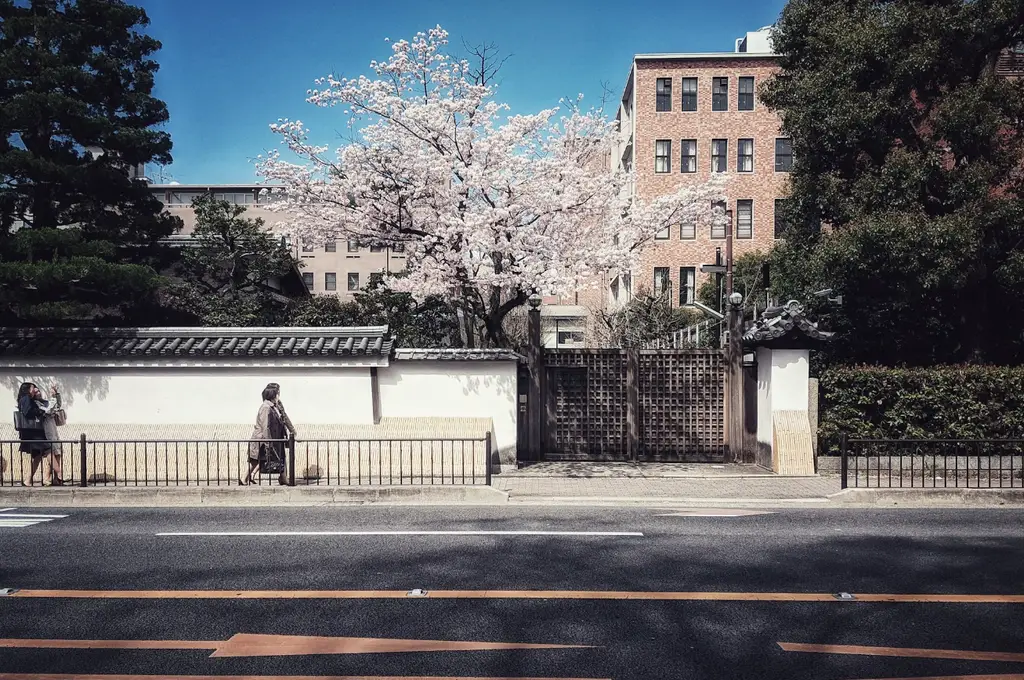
[840,435,1024,489]
[1,434,492,487]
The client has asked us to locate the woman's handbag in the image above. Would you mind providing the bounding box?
[13,409,40,431]
[258,443,285,474]
[53,408,67,427]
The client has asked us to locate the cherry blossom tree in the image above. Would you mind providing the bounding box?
[258,26,727,347]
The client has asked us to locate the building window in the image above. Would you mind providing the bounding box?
[301,272,313,290]
[711,139,728,173]
[738,76,755,111]
[681,139,697,173]
[325,241,337,252]
[347,240,360,252]
[655,140,671,173]
[774,198,788,238]
[557,330,585,346]
[347,272,360,291]
[680,221,696,240]
[679,267,695,305]
[656,78,672,112]
[655,227,670,240]
[775,138,793,172]
[325,272,337,291]
[712,77,728,111]
[302,242,313,253]
[737,199,753,239]
[737,138,754,173]
[711,201,731,239]
[681,77,698,111]
[369,244,385,253]
[392,242,405,253]
[653,267,670,297]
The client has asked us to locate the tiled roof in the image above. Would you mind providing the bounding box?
[0,327,393,360]
[742,301,834,349]
[394,348,524,362]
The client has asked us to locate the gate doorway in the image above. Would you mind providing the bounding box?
[541,348,726,462]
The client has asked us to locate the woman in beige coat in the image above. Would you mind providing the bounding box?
[242,386,287,485]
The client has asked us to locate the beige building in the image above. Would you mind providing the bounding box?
[611,27,787,310]
[151,183,407,300]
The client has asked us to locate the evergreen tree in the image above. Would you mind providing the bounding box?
[762,0,1024,365]
[170,194,299,327]
[0,0,180,325]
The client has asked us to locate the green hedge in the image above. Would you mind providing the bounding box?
[818,365,1024,452]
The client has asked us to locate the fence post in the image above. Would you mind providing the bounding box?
[625,349,640,463]
[79,433,88,488]
[840,433,848,490]
[485,432,492,486]
[288,435,296,487]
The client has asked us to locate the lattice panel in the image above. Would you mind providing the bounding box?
[639,350,725,461]
[544,350,627,458]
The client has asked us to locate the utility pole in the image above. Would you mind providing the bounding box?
[726,292,744,464]
[725,212,734,298]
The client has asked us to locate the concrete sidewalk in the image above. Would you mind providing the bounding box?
[493,474,840,504]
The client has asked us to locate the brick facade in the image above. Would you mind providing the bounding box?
[629,56,790,306]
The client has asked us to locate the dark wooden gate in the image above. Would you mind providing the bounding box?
[541,349,726,462]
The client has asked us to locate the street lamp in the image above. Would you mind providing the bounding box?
[728,292,743,307]
[528,293,543,309]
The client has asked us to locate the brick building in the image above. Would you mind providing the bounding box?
[615,27,787,310]
[151,183,406,300]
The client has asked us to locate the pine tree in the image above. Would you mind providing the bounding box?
[0,0,180,325]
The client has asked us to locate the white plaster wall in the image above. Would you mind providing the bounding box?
[377,361,518,463]
[756,347,773,448]
[770,350,810,411]
[1,367,374,425]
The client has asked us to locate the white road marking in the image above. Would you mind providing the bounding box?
[0,508,68,529]
[156,530,644,537]
[0,513,68,518]
[655,509,775,517]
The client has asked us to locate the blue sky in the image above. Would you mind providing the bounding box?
[136,0,787,185]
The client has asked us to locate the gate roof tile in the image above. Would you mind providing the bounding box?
[742,301,833,350]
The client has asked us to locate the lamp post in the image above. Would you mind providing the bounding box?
[726,291,745,464]
[526,293,543,462]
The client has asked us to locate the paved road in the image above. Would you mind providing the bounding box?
[1,505,1022,679]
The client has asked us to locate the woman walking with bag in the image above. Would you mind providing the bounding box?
[242,385,287,486]
[15,382,65,486]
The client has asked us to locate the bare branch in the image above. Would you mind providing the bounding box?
[461,38,511,87]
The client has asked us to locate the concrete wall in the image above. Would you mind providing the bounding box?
[3,368,374,426]
[756,348,812,471]
[2,359,518,466]
[377,361,518,465]
[770,350,809,410]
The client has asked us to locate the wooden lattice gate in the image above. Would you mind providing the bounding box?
[541,349,726,462]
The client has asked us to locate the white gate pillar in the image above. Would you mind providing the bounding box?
[745,301,832,475]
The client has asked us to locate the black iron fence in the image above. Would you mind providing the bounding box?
[1,434,492,487]
[840,436,1024,489]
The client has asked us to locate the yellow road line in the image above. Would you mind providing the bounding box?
[779,642,1024,663]
[7,589,1024,603]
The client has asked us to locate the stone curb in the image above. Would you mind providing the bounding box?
[507,496,831,507]
[828,488,1024,506]
[0,485,509,507]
